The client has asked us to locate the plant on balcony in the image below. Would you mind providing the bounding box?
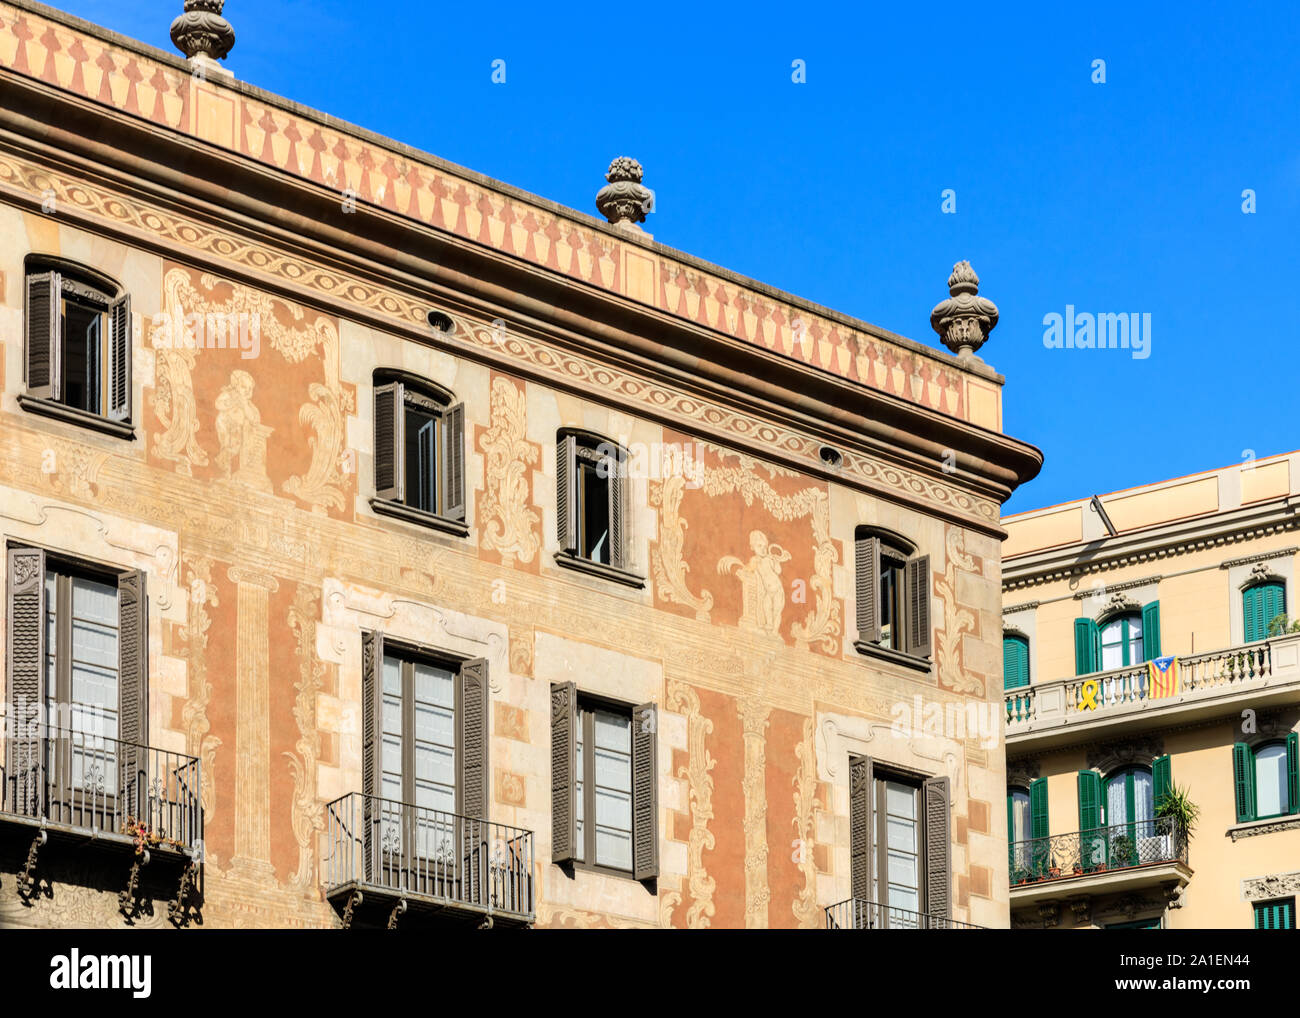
[1155,783,1200,845]
[1110,834,1136,866]
[1267,614,1300,637]
[1011,865,1031,886]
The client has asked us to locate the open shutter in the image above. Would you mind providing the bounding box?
[373,381,404,502]
[5,547,47,817]
[1077,770,1101,829]
[1152,754,1172,812]
[550,681,577,864]
[1232,742,1255,823]
[1244,586,1264,642]
[855,536,881,644]
[443,402,466,521]
[108,293,131,422]
[609,456,626,571]
[117,569,148,821]
[1141,601,1161,661]
[906,555,932,658]
[1268,583,1287,636]
[1286,732,1299,816]
[849,755,872,901]
[459,657,489,819]
[1029,777,1049,840]
[632,701,658,880]
[556,434,577,554]
[361,631,384,880]
[1003,635,1029,690]
[1074,618,1099,675]
[922,775,951,921]
[25,271,60,401]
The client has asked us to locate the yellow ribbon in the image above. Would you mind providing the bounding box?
[1078,679,1099,711]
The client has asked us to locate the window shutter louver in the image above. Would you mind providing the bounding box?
[849,755,872,901]
[5,547,47,818]
[1077,770,1102,829]
[922,775,951,921]
[609,457,626,571]
[1074,618,1099,675]
[108,293,131,422]
[443,402,466,521]
[1003,636,1030,690]
[1286,732,1299,816]
[459,657,489,819]
[25,271,60,400]
[1153,754,1172,811]
[556,434,577,554]
[1141,601,1161,660]
[1232,742,1254,823]
[855,536,881,644]
[631,701,658,880]
[1029,777,1049,840]
[1244,585,1262,642]
[550,681,577,864]
[1269,583,1287,636]
[906,555,932,658]
[361,631,384,880]
[373,382,403,501]
[117,569,148,822]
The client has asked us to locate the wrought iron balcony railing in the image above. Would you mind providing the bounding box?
[325,791,535,925]
[825,897,984,929]
[1005,635,1293,732]
[0,714,203,854]
[1009,815,1187,888]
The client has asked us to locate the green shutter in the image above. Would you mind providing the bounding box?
[1077,770,1101,829]
[1247,582,1287,641]
[1003,635,1029,690]
[1255,900,1296,930]
[1232,742,1255,823]
[1153,755,1172,811]
[1141,601,1161,661]
[1029,778,1049,839]
[1074,618,1099,675]
[1287,732,1299,816]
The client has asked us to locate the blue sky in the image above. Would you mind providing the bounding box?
[56,1,1300,513]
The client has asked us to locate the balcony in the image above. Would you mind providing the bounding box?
[1005,632,1300,749]
[324,792,535,928]
[0,714,204,922]
[824,897,984,929]
[1009,815,1191,909]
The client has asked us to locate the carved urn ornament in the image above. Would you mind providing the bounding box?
[930,260,999,358]
[595,157,652,228]
[171,0,236,61]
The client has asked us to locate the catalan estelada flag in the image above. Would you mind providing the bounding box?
[1147,655,1180,698]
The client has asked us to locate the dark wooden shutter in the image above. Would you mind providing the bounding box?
[361,631,384,880]
[5,547,47,817]
[556,434,577,554]
[906,554,932,657]
[24,271,60,400]
[1232,742,1255,823]
[459,657,489,819]
[632,701,658,880]
[373,381,404,501]
[609,453,626,571]
[443,402,466,521]
[108,293,131,422]
[1287,732,1299,816]
[849,754,872,901]
[117,569,148,820]
[550,681,577,864]
[1141,600,1161,660]
[922,775,951,921]
[854,536,880,644]
[1074,618,1099,675]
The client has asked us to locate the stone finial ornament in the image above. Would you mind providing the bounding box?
[171,0,236,61]
[930,260,999,358]
[596,157,652,229]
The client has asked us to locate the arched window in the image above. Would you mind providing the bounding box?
[853,527,931,663]
[555,431,640,584]
[1003,633,1030,690]
[1073,601,1161,675]
[1244,581,1286,642]
[1234,736,1299,821]
[1099,613,1143,671]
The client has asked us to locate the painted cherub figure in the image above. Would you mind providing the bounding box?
[718,529,792,635]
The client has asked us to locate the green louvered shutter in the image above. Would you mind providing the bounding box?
[1255,900,1295,930]
[1287,732,1299,816]
[1267,583,1287,637]
[1141,601,1161,661]
[1074,618,1099,675]
[1232,742,1255,823]
[1153,755,1172,812]
[1077,771,1102,830]
[1003,636,1029,690]
[1246,582,1286,641]
[1029,778,1049,840]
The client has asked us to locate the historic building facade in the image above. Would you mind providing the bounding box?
[0,0,1040,928]
[1002,453,1300,929]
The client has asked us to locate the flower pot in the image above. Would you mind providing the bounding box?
[1048,867,1061,878]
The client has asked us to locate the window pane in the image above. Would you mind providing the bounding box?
[1010,790,1031,842]
[574,718,584,862]
[381,655,403,801]
[1256,744,1289,817]
[62,299,103,414]
[404,406,439,513]
[882,780,920,917]
[579,459,611,564]
[591,708,632,869]
[1106,773,1127,826]
[413,661,456,819]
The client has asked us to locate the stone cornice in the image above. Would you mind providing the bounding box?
[1219,547,1298,570]
[1071,575,1161,600]
[1002,601,1039,615]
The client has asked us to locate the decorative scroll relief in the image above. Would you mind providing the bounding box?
[649,470,715,621]
[791,717,822,929]
[153,271,210,474]
[666,680,717,929]
[284,584,326,894]
[935,527,983,697]
[478,376,542,565]
[738,697,772,929]
[179,556,222,852]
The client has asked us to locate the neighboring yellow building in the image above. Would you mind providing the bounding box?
[1001,453,1300,929]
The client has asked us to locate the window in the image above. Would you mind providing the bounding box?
[372,373,466,534]
[4,546,146,824]
[854,529,931,664]
[22,261,132,432]
[1073,601,1161,675]
[849,756,950,925]
[550,683,657,879]
[1077,758,1170,870]
[555,432,639,583]
[1233,737,1300,822]
[1254,898,1296,930]
[1003,633,1030,689]
[1008,778,1048,879]
[1244,580,1286,642]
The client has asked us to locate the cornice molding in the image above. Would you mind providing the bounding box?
[1003,600,1039,615]
[1071,575,1161,600]
[1219,547,1298,570]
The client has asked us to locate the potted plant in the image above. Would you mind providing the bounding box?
[1072,862,1083,876]
[1155,782,1200,856]
[1048,863,1061,878]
